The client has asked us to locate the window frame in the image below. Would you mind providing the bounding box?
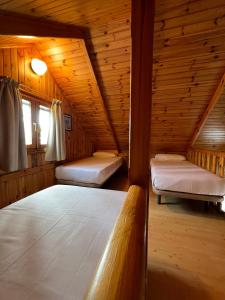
[21,92,51,151]
[38,104,51,148]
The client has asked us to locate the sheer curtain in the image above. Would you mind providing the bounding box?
[45,99,66,161]
[0,77,28,172]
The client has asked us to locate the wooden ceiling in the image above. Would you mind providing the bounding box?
[196,91,225,150]
[1,0,225,153]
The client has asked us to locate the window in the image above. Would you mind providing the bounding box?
[21,97,51,148]
[22,99,32,145]
[39,105,50,145]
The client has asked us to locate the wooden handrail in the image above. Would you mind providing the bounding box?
[187,148,225,177]
[85,185,146,300]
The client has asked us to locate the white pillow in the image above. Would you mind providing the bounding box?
[93,151,117,158]
[154,154,186,161]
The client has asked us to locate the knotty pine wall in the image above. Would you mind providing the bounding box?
[0,46,93,208]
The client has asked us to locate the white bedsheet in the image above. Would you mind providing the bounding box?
[151,159,225,196]
[55,156,123,186]
[0,185,127,300]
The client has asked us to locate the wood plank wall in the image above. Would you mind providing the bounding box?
[0,46,93,208]
[187,148,225,177]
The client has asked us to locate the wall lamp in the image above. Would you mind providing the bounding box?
[31,58,47,76]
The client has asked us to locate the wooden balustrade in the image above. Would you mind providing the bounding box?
[187,148,225,177]
[85,185,146,300]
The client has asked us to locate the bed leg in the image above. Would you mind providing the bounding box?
[157,195,162,205]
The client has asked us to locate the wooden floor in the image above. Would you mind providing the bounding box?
[104,174,225,300]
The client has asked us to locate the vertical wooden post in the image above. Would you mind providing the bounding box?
[129,0,155,192]
[129,0,154,298]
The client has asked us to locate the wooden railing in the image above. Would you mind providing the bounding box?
[187,148,225,177]
[85,185,146,300]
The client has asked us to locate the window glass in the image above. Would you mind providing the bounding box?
[39,105,50,145]
[22,99,32,145]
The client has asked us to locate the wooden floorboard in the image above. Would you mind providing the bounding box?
[148,190,225,300]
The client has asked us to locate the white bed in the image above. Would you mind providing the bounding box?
[151,158,225,203]
[0,185,127,300]
[55,155,123,187]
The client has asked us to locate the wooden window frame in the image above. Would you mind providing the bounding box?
[20,91,51,163]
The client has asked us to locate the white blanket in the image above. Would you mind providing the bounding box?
[55,156,123,186]
[151,159,225,196]
[0,185,127,300]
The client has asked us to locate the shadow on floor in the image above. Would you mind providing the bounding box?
[147,266,211,300]
[153,194,224,219]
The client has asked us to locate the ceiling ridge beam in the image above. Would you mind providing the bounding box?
[80,39,120,152]
[189,71,225,147]
[0,9,85,39]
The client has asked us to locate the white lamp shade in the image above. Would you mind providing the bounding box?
[31,58,47,76]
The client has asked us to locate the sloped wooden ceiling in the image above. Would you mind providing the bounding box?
[1,0,225,153]
[153,0,225,153]
[195,92,225,150]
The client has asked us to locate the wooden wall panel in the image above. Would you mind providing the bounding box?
[187,148,225,177]
[195,92,225,150]
[35,38,117,150]
[0,45,93,208]
[0,164,55,208]
[1,1,225,154]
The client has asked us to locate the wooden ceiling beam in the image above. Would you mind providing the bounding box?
[80,40,120,151]
[0,10,85,39]
[190,71,225,147]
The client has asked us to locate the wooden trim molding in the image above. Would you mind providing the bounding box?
[190,71,225,147]
[0,10,85,38]
[85,185,146,300]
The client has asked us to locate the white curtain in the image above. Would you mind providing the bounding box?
[45,99,66,161]
[0,77,28,172]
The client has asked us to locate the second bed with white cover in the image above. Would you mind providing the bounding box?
[0,185,127,299]
[56,155,123,187]
[151,158,225,202]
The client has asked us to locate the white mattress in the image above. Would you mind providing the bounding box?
[151,159,225,196]
[0,185,127,300]
[55,156,123,186]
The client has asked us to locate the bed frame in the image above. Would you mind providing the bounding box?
[85,185,147,300]
[153,186,224,210]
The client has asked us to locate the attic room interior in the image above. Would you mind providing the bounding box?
[0,1,224,300]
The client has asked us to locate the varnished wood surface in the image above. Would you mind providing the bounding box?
[86,185,146,300]
[129,0,154,191]
[0,45,93,208]
[187,148,225,177]
[0,164,55,208]
[195,92,225,150]
[190,71,225,146]
[0,10,85,38]
[1,1,225,151]
[104,175,225,300]
[0,0,131,151]
[148,189,225,300]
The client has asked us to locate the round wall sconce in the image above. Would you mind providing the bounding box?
[31,58,47,76]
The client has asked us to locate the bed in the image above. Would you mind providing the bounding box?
[0,184,146,299]
[150,154,225,204]
[0,184,127,299]
[55,152,123,187]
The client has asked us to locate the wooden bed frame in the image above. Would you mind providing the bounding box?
[85,185,146,299]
